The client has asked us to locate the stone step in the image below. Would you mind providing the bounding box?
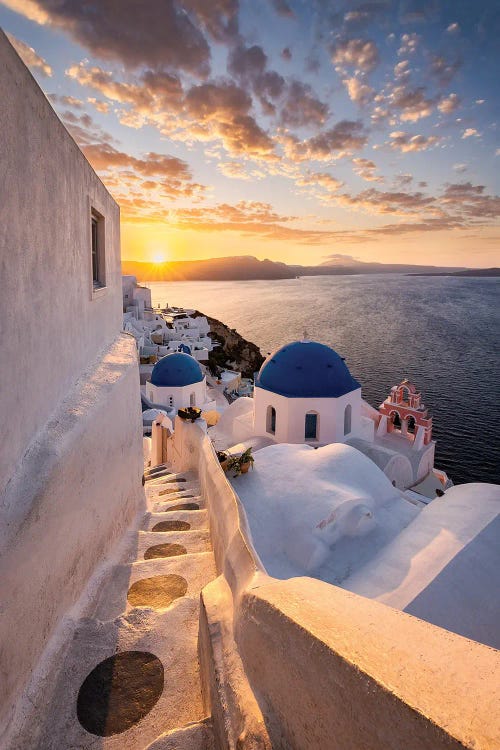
[152,497,204,514]
[142,510,208,534]
[34,605,208,749]
[133,529,213,560]
[91,552,217,621]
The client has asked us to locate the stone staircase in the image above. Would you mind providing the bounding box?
[31,464,217,749]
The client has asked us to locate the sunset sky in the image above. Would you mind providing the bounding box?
[2,0,499,267]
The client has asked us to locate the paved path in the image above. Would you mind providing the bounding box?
[32,465,217,750]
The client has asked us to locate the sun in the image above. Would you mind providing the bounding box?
[152,253,166,264]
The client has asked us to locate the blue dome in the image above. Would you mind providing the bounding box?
[256,341,360,398]
[150,352,203,388]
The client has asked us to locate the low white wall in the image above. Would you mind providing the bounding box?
[237,577,500,750]
[171,422,500,749]
[0,335,145,740]
[168,417,264,596]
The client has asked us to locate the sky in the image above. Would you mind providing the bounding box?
[1,0,499,267]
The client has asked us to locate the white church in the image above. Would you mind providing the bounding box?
[211,338,445,495]
[145,351,216,413]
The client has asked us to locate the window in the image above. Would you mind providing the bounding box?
[266,406,276,434]
[190,392,196,407]
[305,412,318,440]
[91,209,105,290]
[344,404,352,435]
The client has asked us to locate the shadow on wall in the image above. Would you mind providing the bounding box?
[405,515,500,649]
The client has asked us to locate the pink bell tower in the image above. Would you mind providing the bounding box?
[378,379,433,447]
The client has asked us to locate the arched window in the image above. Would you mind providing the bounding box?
[390,411,401,429]
[344,404,352,435]
[266,405,276,434]
[406,415,416,434]
[305,411,319,440]
[190,392,196,407]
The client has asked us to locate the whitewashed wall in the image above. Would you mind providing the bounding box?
[253,386,362,444]
[0,31,123,495]
[0,34,144,742]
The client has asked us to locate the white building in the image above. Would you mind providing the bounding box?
[0,31,143,743]
[211,339,444,494]
[122,274,152,318]
[253,340,367,444]
[146,351,215,412]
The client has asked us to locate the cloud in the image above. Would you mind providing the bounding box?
[337,186,435,215]
[446,22,460,34]
[295,171,343,194]
[59,110,115,146]
[48,93,83,108]
[429,54,462,85]
[343,76,374,105]
[281,47,292,61]
[393,59,410,80]
[387,130,440,152]
[352,157,382,182]
[279,80,329,128]
[6,32,52,76]
[462,128,480,139]
[441,182,500,219]
[453,163,467,173]
[6,0,213,76]
[284,120,368,162]
[438,92,460,114]
[389,85,436,122]
[331,38,379,72]
[217,161,266,180]
[397,33,419,56]
[80,142,207,209]
[185,80,251,120]
[87,97,110,113]
[271,0,294,17]
[227,43,286,114]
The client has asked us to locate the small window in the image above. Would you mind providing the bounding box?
[91,209,105,289]
[190,392,196,407]
[305,412,318,440]
[344,404,352,435]
[266,405,276,434]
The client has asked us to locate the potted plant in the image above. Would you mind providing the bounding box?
[177,406,202,422]
[216,450,229,472]
[227,447,254,477]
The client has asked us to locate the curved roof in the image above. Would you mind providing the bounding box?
[150,352,204,388]
[256,340,360,398]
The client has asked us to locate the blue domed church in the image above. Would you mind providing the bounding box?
[253,340,364,445]
[146,352,212,412]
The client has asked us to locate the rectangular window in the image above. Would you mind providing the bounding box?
[91,209,105,290]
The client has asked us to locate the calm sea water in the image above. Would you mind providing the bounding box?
[148,275,500,485]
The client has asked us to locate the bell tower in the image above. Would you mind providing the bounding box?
[377,379,433,449]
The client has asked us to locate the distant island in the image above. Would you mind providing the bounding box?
[409,268,500,277]
[122,256,497,282]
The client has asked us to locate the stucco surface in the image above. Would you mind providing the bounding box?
[0,31,122,495]
[237,577,500,750]
[0,335,144,742]
[173,422,500,750]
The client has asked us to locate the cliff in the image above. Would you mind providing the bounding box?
[193,312,264,378]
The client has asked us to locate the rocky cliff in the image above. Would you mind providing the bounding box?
[194,312,264,378]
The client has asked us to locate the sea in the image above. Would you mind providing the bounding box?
[148,275,500,486]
